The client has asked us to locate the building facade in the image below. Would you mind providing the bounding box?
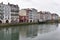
[0,2,11,23]
[38,11,46,22]
[19,8,38,23]
[19,16,28,22]
[38,11,52,22]
[44,12,51,21]
[19,9,28,22]
[8,3,19,23]
[27,9,33,22]
[51,13,59,20]
[30,8,38,22]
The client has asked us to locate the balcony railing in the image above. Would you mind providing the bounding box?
[0,16,4,19]
[11,14,19,16]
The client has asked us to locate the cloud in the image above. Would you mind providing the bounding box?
[0,0,60,16]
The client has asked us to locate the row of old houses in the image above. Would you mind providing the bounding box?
[19,9,59,23]
[37,11,59,22]
[0,2,59,23]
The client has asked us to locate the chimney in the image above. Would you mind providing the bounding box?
[1,2,3,4]
[8,2,10,5]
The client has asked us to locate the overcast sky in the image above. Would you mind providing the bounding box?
[0,0,60,16]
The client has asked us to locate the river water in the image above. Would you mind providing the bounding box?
[0,23,60,40]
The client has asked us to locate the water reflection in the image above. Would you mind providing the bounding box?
[19,23,58,40]
[0,23,58,40]
[0,27,19,40]
[19,25,38,40]
[26,25,38,38]
[38,24,58,34]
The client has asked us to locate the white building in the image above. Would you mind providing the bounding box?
[8,3,19,23]
[0,2,11,23]
[30,8,38,22]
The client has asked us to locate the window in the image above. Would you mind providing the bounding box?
[0,6,1,7]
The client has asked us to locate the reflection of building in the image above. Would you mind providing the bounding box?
[27,25,38,38]
[8,3,19,23]
[11,27,19,40]
[0,27,19,40]
[19,25,38,40]
[38,24,58,34]
[0,2,11,23]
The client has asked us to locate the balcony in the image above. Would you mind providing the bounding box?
[11,10,19,12]
[0,15,4,19]
[11,14,19,16]
[0,11,3,14]
[0,9,3,14]
[11,8,19,12]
